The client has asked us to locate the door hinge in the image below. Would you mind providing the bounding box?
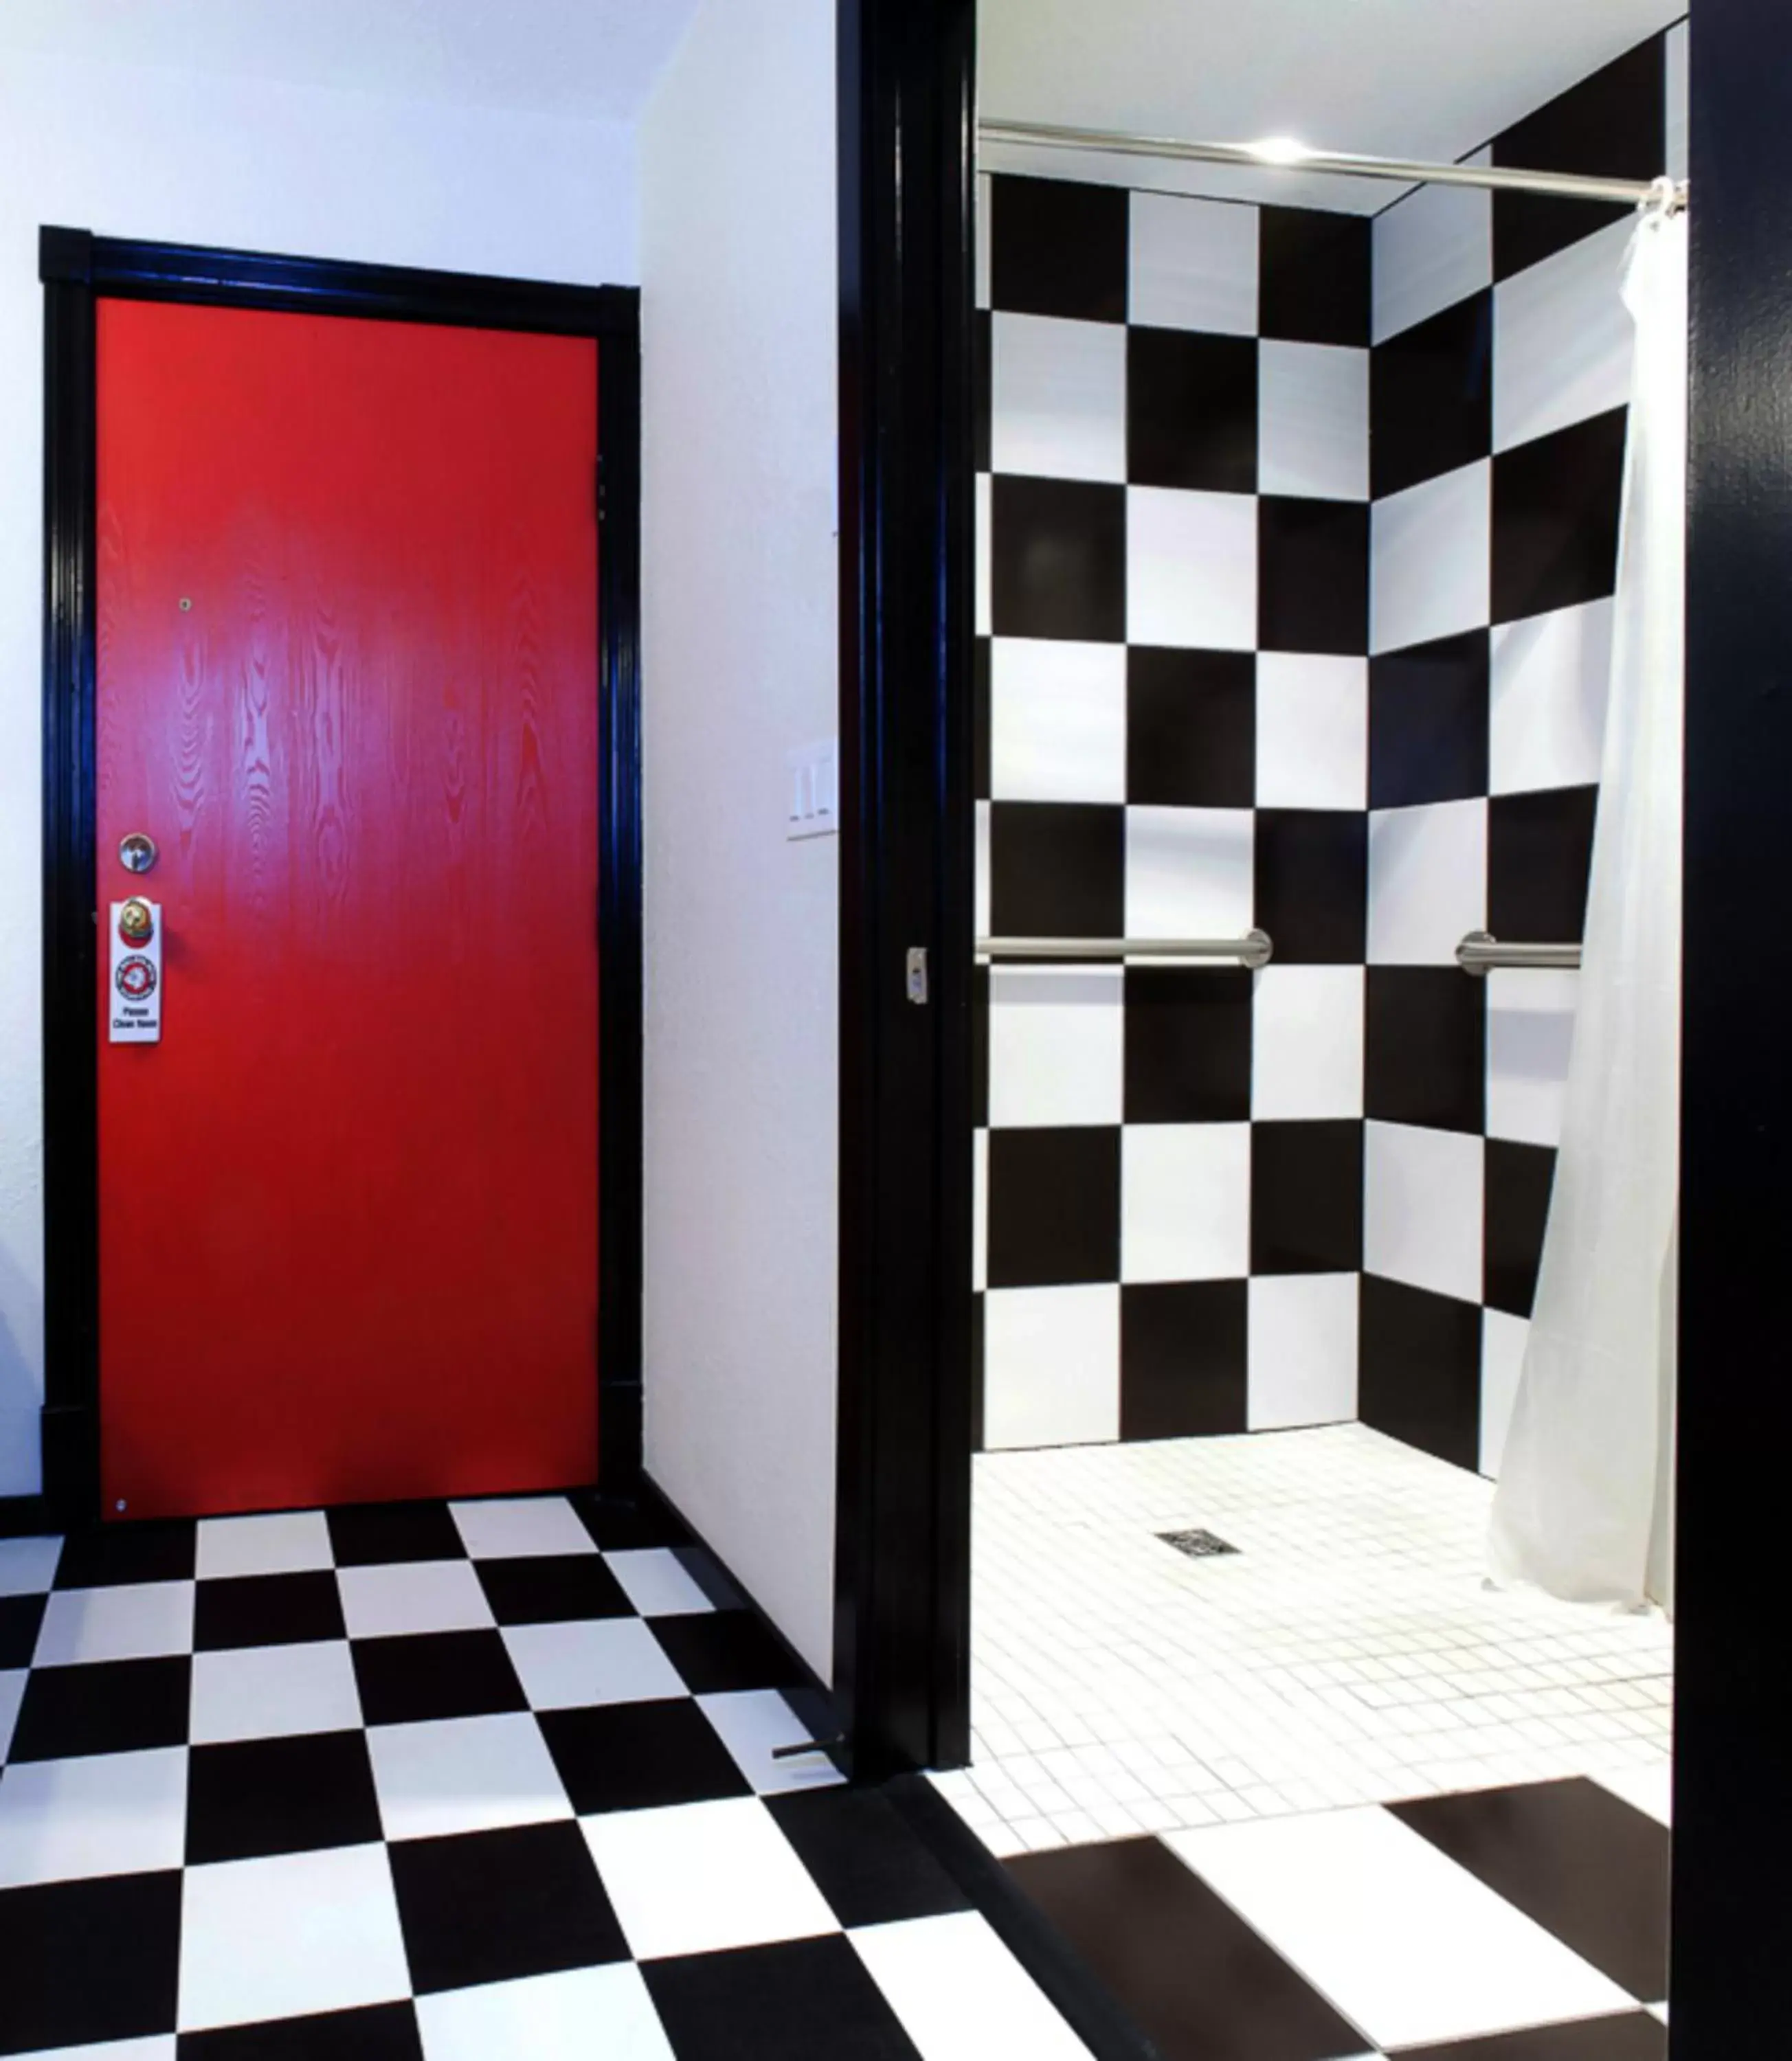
[906,947,929,1006]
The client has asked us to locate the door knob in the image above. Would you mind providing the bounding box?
[118,898,155,947]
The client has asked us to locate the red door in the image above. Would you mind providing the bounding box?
[95,298,601,1520]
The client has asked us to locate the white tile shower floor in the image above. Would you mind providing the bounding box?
[934,1423,1673,1856]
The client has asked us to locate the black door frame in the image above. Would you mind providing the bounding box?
[835,0,1789,2047]
[32,229,643,1533]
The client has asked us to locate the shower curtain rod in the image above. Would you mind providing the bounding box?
[978,119,1689,211]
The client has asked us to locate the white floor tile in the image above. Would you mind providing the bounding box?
[991,313,1127,484]
[177,1844,409,2032]
[1259,341,1369,502]
[1127,486,1257,651]
[1251,965,1365,1120]
[1494,220,1634,455]
[1371,461,1490,657]
[0,1666,23,1759]
[698,1689,846,1797]
[1490,600,1613,799]
[32,1582,194,1667]
[603,1549,716,1619]
[1121,1123,1251,1283]
[990,640,1128,805]
[1595,1760,1673,1827]
[0,1746,188,1887]
[449,1496,597,1562]
[6,2041,177,2060]
[502,1617,687,1712]
[982,1285,1121,1451]
[1367,799,1487,967]
[0,1536,63,1596]
[1125,805,1254,940]
[1247,1276,1360,1430]
[416,1965,675,2061]
[189,1638,363,1745]
[1364,1120,1485,1305]
[196,1510,333,1579]
[1254,654,1368,810]
[583,1797,838,1961]
[1128,190,1257,335]
[1486,968,1580,1147]
[987,967,1125,1128]
[336,1559,493,1638]
[853,1911,1095,2061]
[1165,1806,1632,2049]
[1373,156,1492,345]
[368,1712,572,1842]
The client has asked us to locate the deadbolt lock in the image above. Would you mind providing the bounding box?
[119,833,158,875]
[118,898,155,947]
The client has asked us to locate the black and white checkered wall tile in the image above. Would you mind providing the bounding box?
[972,22,1688,1472]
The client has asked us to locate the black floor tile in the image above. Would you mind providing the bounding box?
[177,2003,426,2059]
[990,174,1129,324]
[1123,967,1254,1124]
[1255,809,1368,964]
[648,1610,808,1696]
[1391,1778,1671,2003]
[1365,967,1487,1136]
[1359,1274,1483,1472]
[1126,648,1257,809]
[0,1870,182,2054]
[988,800,1126,941]
[0,1590,46,1669]
[1128,328,1259,493]
[326,1501,465,1567]
[1488,786,1600,947]
[1484,1140,1558,1318]
[390,1820,629,1994]
[573,1489,691,1553]
[990,476,1128,644]
[985,1125,1122,1290]
[1371,292,1493,499]
[1369,630,1491,809]
[539,1698,752,1815]
[670,1546,746,1610]
[1251,1120,1365,1274]
[643,1935,923,2061]
[52,1520,195,1589]
[1007,1835,1368,2061]
[186,1729,383,1865]
[1490,409,1627,627]
[473,1553,634,1627]
[352,1630,528,1726]
[1393,2012,1667,2061]
[194,1570,348,1651]
[765,1789,973,1929]
[1120,1281,1249,1439]
[1259,206,1371,346]
[1259,498,1369,657]
[8,1655,192,1762]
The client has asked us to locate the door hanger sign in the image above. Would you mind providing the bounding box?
[109,900,162,1044]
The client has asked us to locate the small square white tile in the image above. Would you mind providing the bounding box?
[992,313,1127,484]
[1248,1276,1360,1430]
[982,1286,1121,1451]
[975,475,992,638]
[336,1560,493,1639]
[1373,158,1492,345]
[1371,462,1490,657]
[417,1963,676,2061]
[1259,342,1369,501]
[988,967,1124,1128]
[33,1581,194,1666]
[1255,654,1367,809]
[990,639,1128,804]
[1251,965,1364,1120]
[583,1797,838,1961]
[190,1638,363,1745]
[1125,807,1254,939]
[1164,1807,1631,2049]
[604,1548,716,1619]
[699,1689,846,1796]
[1365,1121,1485,1305]
[853,1911,1095,2061]
[1479,1309,1530,1480]
[1367,799,1488,966]
[1486,968,1580,1147]
[0,1667,23,1759]
[1128,190,1257,335]
[0,1747,188,1887]
[1490,599,1613,796]
[195,1511,333,1580]
[1127,487,1257,651]
[1494,220,1633,455]
[178,1844,409,2032]
[502,1617,687,1712]
[1121,1124,1251,1284]
[368,1713,572,1842]
[450,1497,596,1562]
[0,1535,62,1596]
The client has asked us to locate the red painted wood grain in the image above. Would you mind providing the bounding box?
[96,299,600,1519]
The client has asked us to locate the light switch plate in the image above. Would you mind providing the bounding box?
[786,737,839,840]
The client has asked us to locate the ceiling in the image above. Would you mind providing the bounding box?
[980,0,1685,211]
[0,0,702,123]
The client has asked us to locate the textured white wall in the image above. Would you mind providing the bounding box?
[0,49,638,1496]
[638,0,840,1678]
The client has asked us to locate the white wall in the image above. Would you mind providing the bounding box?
[638,0,840,1679]
[0,51,638,1496]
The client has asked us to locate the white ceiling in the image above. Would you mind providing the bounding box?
[981,0,1685,211]
[0,0,702,124]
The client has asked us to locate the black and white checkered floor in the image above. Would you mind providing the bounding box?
[0,1491,1085,2059]
[1,1489,1675,2058]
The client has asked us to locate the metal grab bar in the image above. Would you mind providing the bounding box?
[1457,930,1582,974]
[976,930,1274,969]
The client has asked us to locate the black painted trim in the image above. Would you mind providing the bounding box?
[833,0,977,1777]
[882,1777,1158,2060]
[38,229,642,1526]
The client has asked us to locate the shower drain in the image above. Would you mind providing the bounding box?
[1157,1527,1240,1559]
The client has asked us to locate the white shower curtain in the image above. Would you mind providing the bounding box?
[1488,197,1687,1614]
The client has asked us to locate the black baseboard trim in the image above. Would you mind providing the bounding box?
[882,1774,1160,2060]
[640,1469,847,1769]
[0,1493,54,1539]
